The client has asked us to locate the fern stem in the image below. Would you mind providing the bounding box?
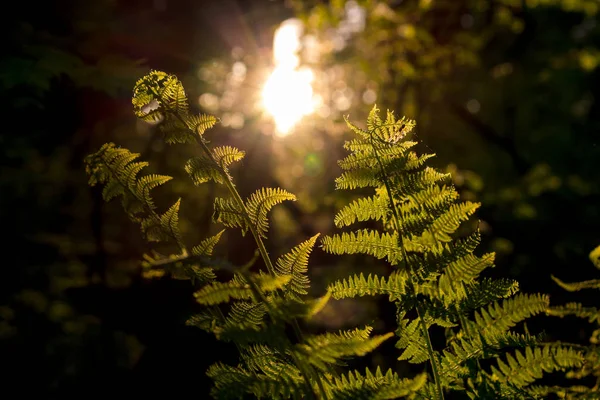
[370,136,445,400]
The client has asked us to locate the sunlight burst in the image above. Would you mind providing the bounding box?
[262,19,315,136]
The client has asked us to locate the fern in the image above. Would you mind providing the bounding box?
[86,71,593,399]
[86,71,404,400]
[321,105,584,399]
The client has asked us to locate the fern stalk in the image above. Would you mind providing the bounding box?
[370,135,446,400]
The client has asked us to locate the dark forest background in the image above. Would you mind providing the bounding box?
[1,0,598,397]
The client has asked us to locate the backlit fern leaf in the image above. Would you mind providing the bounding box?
[547,302,600,324]
[551,275,600,292]
[213,197,248,234]
[327,271,410,301]
[295,326,394,372]
[468,293,549,341]
[334,195,390,227]
[140,198,183,243]
[395,316,431,364]
[274,234,319,300]
[193,273,291,305]
[212,146,245,169]
[326,367,427,400]
[245,188,296,238]
[489,345,584,388]
[192,230,225,256]
[84,143,179,244]
[185,155,224,185]
[321,230,405,265]
[417,201,480,246]
[186,113,218,135]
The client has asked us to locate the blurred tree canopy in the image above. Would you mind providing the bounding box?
[1,0,598,396]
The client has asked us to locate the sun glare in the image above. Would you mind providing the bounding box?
[262,19,315,136]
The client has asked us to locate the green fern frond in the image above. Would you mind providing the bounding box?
[334,195,390,228]
[241,344,303,383]
[186,113,218,135]
[213,197,248,235]
[439,252,495,288]
[212,145,245,169]
[140,198,183,244]
[185,155,226,185]
[192,230,225,256]
[245,187,296,238]
[132,70,188,120]
[337,141,417,171]
[321,230,405,265]
[186,309,220,333]
[440,331,540,380]
[335,168,379,190]
[327,271,410,301]
[407,185,460,216]
[459,278,520,311]
[193,273,291,305]
[395,316,431,364]
[274,234,319,300]
[84,143,180,244]
[546,302,600,324]
[551,275,600,292]
[472,293,549,337]
[296,326,394,372]
[365,106,416,144]
[417,201,480,246]
[327,367,427,400]
[489,345,584,388]
[205,362,256,400]
[159,116,196,144]
[390,167,450,198]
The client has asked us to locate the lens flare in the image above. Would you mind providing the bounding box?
[262,19,315,136]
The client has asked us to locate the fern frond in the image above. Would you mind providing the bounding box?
[140,198,183,244]
[327,271,410,301]
[206,362,256,400]
[193,273,291,305]
[192,230,225,256]
[438,252,495,289]
[417,201,480,246]
[274,234,319,300]
[365,106,416,144]
[213,197,248,234]
[295,326,394,372]
[390,167,450,198]
[489,345,584,388]
[212,145,245,169]
[335,168,379,190]
[334,195,390,228]
[327,367,427,400]
[337,141,417,171]
[546,302,600,324]
[245,187,296,238]
[459,278,520,311]
[551,274,600,292]
[185,155,226,185]
[185,113,218,135]
[395,316,431,364]
[407,184,460,216]
[321,230,405,265]
[472,293,549,337]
